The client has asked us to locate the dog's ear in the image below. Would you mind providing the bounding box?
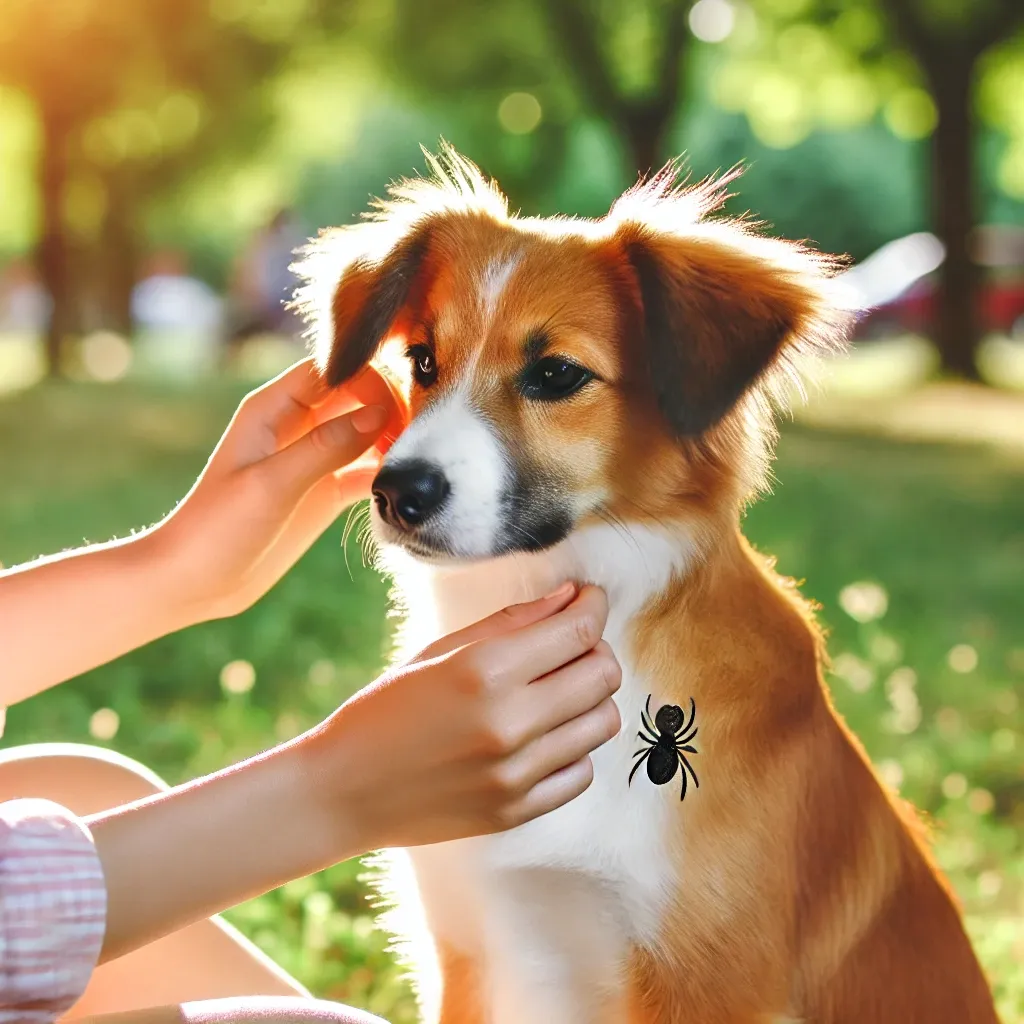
[615,223,832,437]
[296,220,435,388]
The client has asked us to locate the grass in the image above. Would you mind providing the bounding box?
[1,377,1023,1022]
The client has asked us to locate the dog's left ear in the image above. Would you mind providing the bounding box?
[295,220,435,388]
[615,223,832,437]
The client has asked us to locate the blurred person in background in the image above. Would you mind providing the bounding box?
[0,256,51,336]
[132,249,225,377]
[226,208,307,354]
[132,249,224,337]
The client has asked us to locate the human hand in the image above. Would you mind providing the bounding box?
[301,584,622,850]
[86,587,617,962]
[156,358,406,622]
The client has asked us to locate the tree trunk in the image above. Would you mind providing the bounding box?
[623,102,671,179]
[101,186,138,337]
[928,53,981,380]
[36,110,79,377]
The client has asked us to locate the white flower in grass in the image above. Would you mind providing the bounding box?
[941,772,968,800]
[308,660,336,687]
[870,633,902,664]
[833,652,875,693]
[967,788,994,816]
[947,644,978,674]
[220,659,255,695]
[978,871,1002,899]
[89,708,120,741]
[877,759,904,791]
[838,581,888,623]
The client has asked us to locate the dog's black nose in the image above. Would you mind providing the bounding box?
[372,461,450,529]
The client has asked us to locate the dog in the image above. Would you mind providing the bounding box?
[295,146,998,1023]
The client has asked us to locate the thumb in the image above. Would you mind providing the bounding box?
[266,405,388,500]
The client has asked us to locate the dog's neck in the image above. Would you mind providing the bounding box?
[379,521,700,654]
[381,518,824,724]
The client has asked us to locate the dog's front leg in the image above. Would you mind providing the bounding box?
[482,869,630,1024]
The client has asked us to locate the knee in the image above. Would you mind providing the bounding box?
[181,997,390,1024]
[0,743,169,817]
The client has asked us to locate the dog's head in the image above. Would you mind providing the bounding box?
[295,146,851,562]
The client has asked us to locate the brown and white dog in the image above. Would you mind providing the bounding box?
[295,147,998,1024]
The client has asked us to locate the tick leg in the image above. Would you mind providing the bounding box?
[678,696,697,736]
[628,749,652,787]
[639,723,660,745]
[677,751,700,799]
[676,724,698,746]
[641,695,658,738]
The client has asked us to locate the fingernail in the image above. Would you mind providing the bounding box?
[541,581,576,602]
[351,405,387,434]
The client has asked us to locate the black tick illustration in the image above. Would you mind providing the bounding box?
[628,695,700,801]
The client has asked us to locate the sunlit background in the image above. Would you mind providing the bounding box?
[0,0,1022,1020]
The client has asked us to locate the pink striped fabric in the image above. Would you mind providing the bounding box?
[0,799,106,1023]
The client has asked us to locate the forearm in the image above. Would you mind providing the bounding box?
[0,528,191,704]
[86,738,356,963]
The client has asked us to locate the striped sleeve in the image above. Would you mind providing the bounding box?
[0,799,107,1024]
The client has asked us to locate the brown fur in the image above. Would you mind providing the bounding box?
[296,145,999,1023]
[435,942,484,1024]
[622,536,995,1022]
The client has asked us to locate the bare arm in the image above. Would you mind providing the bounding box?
[0,360,401,705]
[1,535,184,707]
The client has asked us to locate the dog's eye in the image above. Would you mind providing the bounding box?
[406,344,437,388]
[521,357,594,401]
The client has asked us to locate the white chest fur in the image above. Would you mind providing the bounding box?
[374,524,695,1023]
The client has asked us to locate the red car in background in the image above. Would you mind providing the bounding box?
[848,226,1024,340]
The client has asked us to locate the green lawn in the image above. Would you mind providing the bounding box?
[2,378,1023,1022]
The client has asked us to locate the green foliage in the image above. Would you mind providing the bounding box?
[1,379,1022,1019]
[277,92,1006,274]
[730,0,1024,196]
[2,0,1019,299]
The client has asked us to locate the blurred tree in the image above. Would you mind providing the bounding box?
[0,2,126,372]
[361,0,693,196]
[722,0,1024,379]
[0,0,316,374]
[544,0,690,176]
[882,0,1022,378]
[80,0,285,339]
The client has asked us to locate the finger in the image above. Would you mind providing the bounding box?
[314,366,408,456]
[314,365,396,419]
[348,366,409,455]
[504,757,595,828]
[334,458,383,508]
[249,358,327,416]
[503,696,620,794]
[209,362,323,468]
[519,640,622,739]
[224,474,349,608]
[262,405,388,502]
[232,360,333,459]
[420,582,578,661]
[473,585,609,686]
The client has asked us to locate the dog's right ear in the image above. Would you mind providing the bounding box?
[295,220,435,388]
